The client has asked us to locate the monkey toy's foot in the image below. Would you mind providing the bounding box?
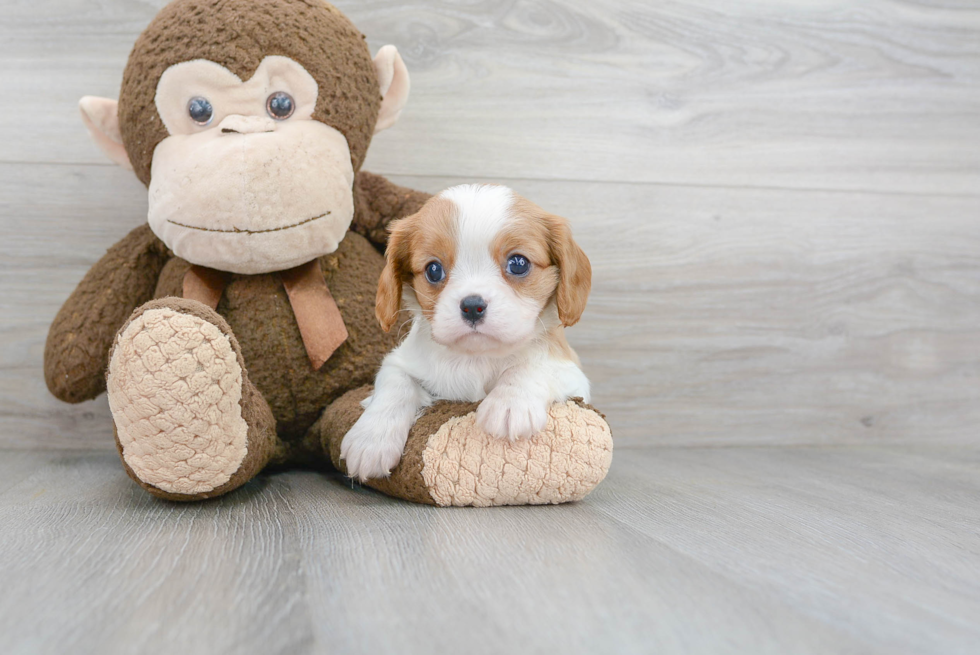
[315,387,613,507]
[107,298,279,501]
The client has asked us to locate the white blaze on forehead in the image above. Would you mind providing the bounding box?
[438,184,515,276]
[427,184,546,354]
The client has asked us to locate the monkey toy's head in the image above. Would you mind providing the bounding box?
[79,0,409,275]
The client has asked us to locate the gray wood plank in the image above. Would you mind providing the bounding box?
[1,0,978,194]
[0,451,313,655]
[1,445,978,654]
[4,163,978,448]
[591,445,980,655]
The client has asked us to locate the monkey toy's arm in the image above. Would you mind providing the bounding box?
[351,171,432,249]
[44,224,170,403]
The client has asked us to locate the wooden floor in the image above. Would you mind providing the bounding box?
[0,446,978,654]
[1,0,979,653]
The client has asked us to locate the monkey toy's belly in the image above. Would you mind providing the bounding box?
[153,231,399,442]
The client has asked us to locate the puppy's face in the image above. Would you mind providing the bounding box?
[377,185,591,355]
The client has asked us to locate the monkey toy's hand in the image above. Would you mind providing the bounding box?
[44,225,169,404]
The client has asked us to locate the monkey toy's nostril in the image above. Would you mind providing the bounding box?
[460,295,488,325]
[217,115,277,135]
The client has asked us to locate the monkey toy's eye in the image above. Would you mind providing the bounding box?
[506,254,531,277]
[266,92,295,120]
[424,261,445,284]
[187,97,213,125]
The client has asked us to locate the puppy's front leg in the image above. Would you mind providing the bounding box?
[477,357,590,441]
[476,364,552,441]
[341,365,430,481]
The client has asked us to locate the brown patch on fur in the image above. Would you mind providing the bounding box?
[491,209,560,310]
[508,196,592,326]
[376,196,457,331]
[376,219,410,332]
[119,0,381,185]
[488,207,581,363]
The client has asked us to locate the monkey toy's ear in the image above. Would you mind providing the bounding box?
[373,45,410,134]
[78,96,133,170]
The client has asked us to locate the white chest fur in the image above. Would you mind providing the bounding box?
[386,320,536,403]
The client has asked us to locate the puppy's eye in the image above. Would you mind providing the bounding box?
[506,254,531,277]
[187,97,214,125]
[424,261,445,284]
[266,92,295,120]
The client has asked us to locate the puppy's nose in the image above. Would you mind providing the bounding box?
[460,295,488,325]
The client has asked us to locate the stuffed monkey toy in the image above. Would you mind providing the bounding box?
[45,0,612,506]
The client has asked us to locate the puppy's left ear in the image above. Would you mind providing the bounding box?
[547,214,592,327]
[376,216,412,332]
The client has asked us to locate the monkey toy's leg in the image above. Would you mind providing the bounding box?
[106,298,281,501]
[310,387,614,507]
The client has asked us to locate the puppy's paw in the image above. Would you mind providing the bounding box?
[340,414,407,482]
[477,385,549,441]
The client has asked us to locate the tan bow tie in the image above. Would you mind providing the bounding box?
[182,260,349,370]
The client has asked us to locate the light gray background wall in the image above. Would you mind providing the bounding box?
[2,0,978,449]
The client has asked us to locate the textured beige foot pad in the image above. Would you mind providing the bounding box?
[322,387,613,507]
[107,305,249,496]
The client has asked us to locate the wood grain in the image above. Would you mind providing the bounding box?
[2,2,979,651]
[0,446,978,654]
[0,1,978,194]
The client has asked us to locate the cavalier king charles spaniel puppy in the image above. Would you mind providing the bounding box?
[341,184,592,481]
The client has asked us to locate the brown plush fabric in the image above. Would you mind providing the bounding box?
[352,171,434,250]
[316,388,613,507]
[44,224,170,403]
[111,297,283,501]
[317,386,481,505]
[153,231,399,450]
[119,0,381,185]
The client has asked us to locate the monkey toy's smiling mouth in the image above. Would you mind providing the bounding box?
[165,211,331,235]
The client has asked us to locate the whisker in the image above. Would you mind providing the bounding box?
[405,284,434,303]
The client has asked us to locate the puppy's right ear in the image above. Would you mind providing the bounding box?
[376,217,413,332]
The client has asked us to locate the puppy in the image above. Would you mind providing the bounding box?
[341,184,592,481]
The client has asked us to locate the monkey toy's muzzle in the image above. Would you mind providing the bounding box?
[147,119,356,275]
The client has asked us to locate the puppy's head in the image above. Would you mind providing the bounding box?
[377,184,591,354]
